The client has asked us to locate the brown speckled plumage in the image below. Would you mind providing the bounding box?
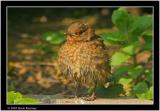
[58,21,110,100]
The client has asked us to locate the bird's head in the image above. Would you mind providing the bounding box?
[64,21,95,42]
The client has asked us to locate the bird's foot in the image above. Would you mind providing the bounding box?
[81,95,96,101]
[63,95,78,99]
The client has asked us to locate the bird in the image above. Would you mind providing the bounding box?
[57,21,111,101]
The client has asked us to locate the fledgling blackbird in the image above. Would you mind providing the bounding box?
[58,21,110,101]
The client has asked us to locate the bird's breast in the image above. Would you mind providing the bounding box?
[58,40,109,84]
[59,41,107,68]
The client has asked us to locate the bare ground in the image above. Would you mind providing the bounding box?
[26,94,153,104]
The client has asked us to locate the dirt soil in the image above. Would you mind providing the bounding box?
[26,94,153,104]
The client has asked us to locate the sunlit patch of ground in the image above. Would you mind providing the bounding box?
[26,94,153,104]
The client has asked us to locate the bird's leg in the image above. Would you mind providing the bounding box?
[74,81,79,98]
[66,81,80,99]
[82,81,97,101]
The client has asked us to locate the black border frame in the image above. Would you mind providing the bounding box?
[1,1,159,110]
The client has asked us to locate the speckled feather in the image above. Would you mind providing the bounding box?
[58,21,110,87]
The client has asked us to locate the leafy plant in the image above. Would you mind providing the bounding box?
[7,91,42,104]
[101,7,153,100]
[32,31,65,59]
[95,84,123,98]
[42,31,65,45]
[39,8,153,100]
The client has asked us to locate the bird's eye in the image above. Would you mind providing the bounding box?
[75,32,79,35]
[80,33,85,37]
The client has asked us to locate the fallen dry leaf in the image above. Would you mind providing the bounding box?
[85,16,97,26]
[62,18,75,26]
[37,78,51,89]
[139,36,145,46]
[16,44,26,48]
[26,76,35,83]
[25,56,32,60]
[9,62,22,68]
[35,71,42,81]
[21,48,35,54]
[145,61,152,69]
[20,33,29,38]
[127,8,141,16]
[18,68,27,76]
[136,51,151,64]
[101,8,110,16]
[39,16,48,23]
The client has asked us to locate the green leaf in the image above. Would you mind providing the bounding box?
[121,44,135,55]
[133,81,148,94]
[131,15,152,36]
[112,8,134,32]
[7,91,42,104]
[118,78,133,95]
[42,31,65,44]
[118,78,132,86]
[7,91,22,104]
[109,66,130,82]
[111,51,130,66]
[148,86,153,99]
[111,42,140,66]
[128,65,144,79]
[111,8,152,43]
[14,98,41,104]
[136,86,153,100]
[142,30,152,36]
[118,7,127,11]
[143,36,152,51]
[102,32,127,44]
[145,70,153,84]
[121,42,139,55]
[96,84,123,98]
